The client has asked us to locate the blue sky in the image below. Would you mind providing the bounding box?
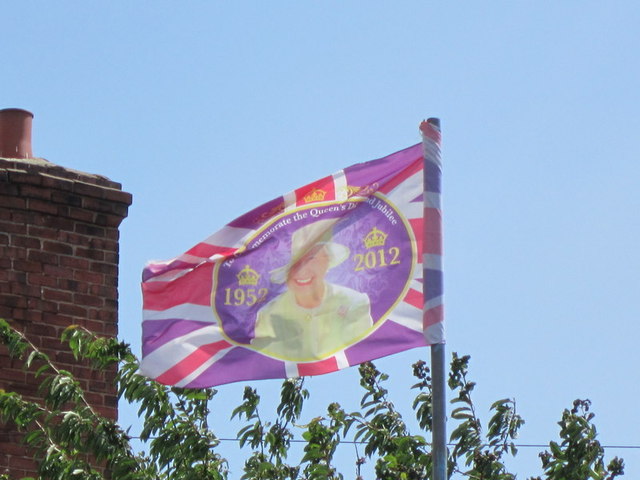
[3,2,640,478]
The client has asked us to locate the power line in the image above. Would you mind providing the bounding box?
[129,436,640,450]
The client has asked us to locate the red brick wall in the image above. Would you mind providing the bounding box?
[0,157,132,477]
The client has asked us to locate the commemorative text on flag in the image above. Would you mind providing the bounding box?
[141,125,443,387]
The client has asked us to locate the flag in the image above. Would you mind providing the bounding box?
[140,124,443,387]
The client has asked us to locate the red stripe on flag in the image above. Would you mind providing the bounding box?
[409,217,423,261]
[142,263,214,310]
[403,288,423,310]
[155,340,232,385]
[424,304,444,328]
[186,243,237,259]
[377,157,422,195]
[295,175,336,206]
[297,356,339,376]
[423,208,442,255]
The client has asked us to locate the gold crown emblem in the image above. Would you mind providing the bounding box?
[254,202,285,223]
[237,265,260,286]
[303,188,327,203]
[345,183,379,198]
[364,227,388,248]
[344,185,362,198]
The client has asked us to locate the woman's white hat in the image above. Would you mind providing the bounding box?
[270,218,350,284]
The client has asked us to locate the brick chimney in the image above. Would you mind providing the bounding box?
[0,109,132,477]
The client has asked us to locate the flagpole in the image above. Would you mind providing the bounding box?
[421,118,447,480]
[431,343,447,480]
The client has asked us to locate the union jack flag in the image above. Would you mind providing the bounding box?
[140,123,443,387]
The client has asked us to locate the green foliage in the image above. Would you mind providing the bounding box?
[531,399,624,480]
[0,318,625,479]
[231,381,306,479]
[445,353,523,479]
[0,319,145,479]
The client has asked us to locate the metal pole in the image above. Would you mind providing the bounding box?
[431,342,447,480]
[421,117,447,480]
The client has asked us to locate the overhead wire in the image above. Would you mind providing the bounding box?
[127,436,640,449]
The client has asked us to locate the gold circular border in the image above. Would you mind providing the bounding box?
[211,192,418,362]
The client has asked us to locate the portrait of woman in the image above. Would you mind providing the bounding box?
[252,219,373,360]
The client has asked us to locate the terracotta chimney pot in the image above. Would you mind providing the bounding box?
[0,108,34,158]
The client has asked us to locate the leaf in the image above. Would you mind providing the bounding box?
[490,398,511,409]
[451,406,472,419]
[35,363,51,378]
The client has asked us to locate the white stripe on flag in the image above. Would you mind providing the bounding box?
[139,326,224,378]
[401,202,422,221]
[176,252,213,264]
[333,170,348,201]
[174,346,234,387]
[387,301,423,332]
[143,303,216,323]
[423,142,441,168]
[387,170,422,205]
[425,321,445,345]
[425,295,443,311]
[424,191,441,209]
[408,277,423,293]
[335,350,350,369]
[146,226,254,274]
[285,361,299,378]
[423,254,443,271]
[145,227,257,283]
[202,225,255,249]
[284,191,297,211]
[144,267,194,283]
